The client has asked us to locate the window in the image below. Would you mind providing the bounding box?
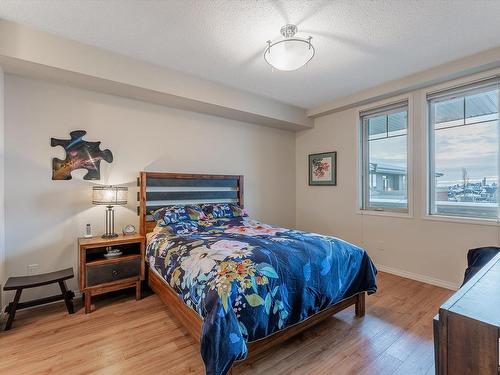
[428,80,499,219]
[360,102,409,212]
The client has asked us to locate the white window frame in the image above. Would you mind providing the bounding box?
[423,74,500,225]
[357,95,413,218]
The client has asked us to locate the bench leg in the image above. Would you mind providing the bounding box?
[5,289,22,331]
[58,280,74,314]
[355,292,366,317]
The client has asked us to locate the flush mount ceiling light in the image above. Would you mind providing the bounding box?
[264,24,314,72]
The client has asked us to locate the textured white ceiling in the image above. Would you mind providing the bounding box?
[1,0,500,109]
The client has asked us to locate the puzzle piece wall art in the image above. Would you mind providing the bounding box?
[51,130,113,180]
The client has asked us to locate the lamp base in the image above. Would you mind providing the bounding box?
[103,205,118,239]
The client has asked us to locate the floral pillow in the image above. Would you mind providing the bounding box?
[201,203,247,220]
[153,221,201,236]
[152,205,206,226]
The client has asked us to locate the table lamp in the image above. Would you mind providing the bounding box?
[92,185,128,238]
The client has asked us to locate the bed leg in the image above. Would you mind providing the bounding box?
[355,292,365,317]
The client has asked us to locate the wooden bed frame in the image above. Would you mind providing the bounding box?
[138,171,365,373]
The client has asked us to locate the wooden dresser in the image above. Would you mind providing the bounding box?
[435,253,500,374]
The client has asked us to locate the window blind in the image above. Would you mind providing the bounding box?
[361,101,408,138]
[359,100,408,118]
[426,76,500,102]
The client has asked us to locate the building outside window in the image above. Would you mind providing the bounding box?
[428,79,499,219]
[360,101,409,212]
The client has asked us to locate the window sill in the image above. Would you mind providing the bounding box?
[356,209,413,219]
[422,214,499,227]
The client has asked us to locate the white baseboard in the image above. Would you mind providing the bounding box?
[376,264,459,291]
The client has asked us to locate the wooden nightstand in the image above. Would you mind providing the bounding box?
[78,234,145,313]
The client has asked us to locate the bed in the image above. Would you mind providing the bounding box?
[138,172,377,375]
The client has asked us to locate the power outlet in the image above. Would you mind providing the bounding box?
[27,264,39,276]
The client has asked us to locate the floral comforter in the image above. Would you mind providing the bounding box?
[146,217,377,375]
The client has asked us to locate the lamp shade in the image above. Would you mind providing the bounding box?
[92,185,128,205]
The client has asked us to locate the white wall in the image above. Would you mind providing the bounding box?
[296,70,500,290]
[0,67,5,310]
[0,20,312,130]
[4,75,296,303]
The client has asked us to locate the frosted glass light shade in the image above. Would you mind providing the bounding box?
[264,25,315,72]
[264,38,315,71]
[92,185,128,205]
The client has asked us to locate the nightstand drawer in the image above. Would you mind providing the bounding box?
[86,258,140,287]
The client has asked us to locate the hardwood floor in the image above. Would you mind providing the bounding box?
[0,272,451,375]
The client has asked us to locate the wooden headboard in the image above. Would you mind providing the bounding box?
[138,172,244,235]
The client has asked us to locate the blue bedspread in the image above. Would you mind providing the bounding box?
[146,217,377,375]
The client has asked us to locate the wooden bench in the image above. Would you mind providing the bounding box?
[3,268,75,330]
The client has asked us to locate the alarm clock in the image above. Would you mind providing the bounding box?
[122,224,136,235]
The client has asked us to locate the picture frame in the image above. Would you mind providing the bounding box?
[308,151,337,186]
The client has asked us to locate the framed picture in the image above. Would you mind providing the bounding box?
[308,151,337,186]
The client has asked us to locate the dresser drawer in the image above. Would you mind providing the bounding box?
[86,258,140,287]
